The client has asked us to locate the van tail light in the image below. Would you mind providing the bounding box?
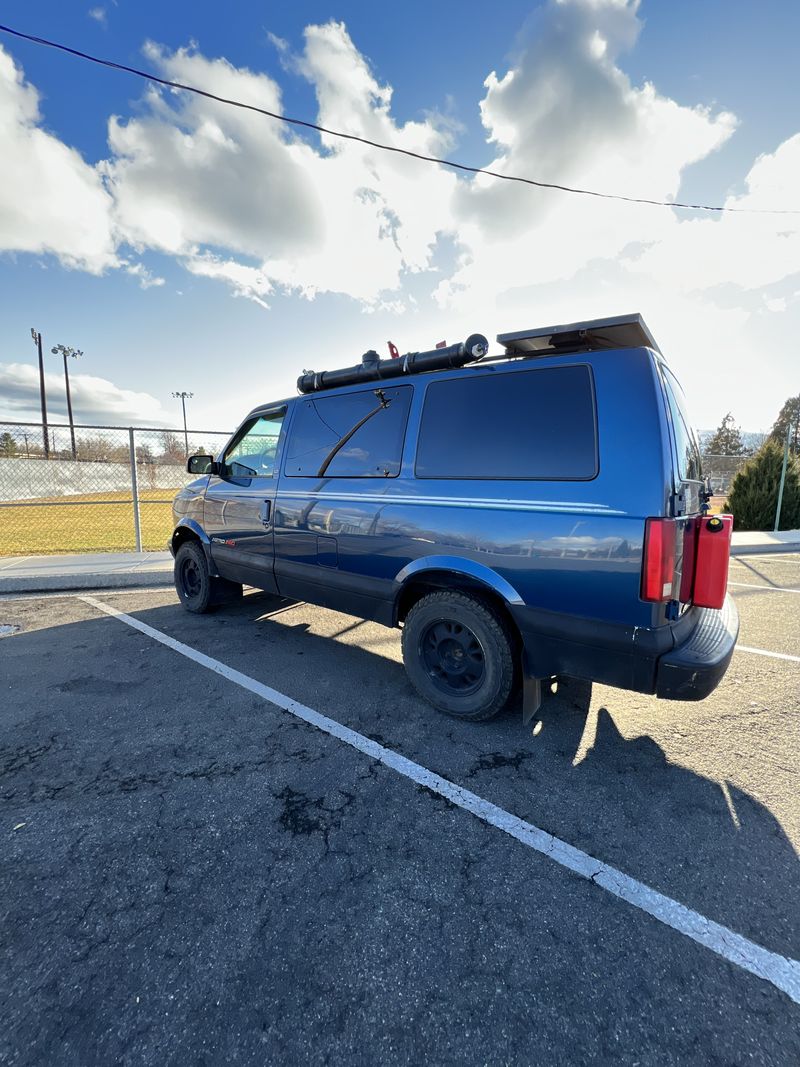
[641,518,678,602]
[692,514,733,609]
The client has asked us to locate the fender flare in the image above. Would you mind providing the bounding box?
[393,555,524,607]
[171,518,211,555]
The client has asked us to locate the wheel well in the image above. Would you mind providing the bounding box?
[395,571,521,649]
[172,525,202,555]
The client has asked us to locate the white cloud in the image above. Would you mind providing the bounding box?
[437,0,738,304]
[627,135,800,293]
[124,262,166,288]
[102,24,456,307]
[104,45,324,261]
[0,362,172,425]
[88,7,107,27]
[184,252,273,308]
[0,45,118,273]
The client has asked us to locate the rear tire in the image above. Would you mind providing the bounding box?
[401,590,516,721]
[174,541,242,613]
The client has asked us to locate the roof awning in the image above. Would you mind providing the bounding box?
[497,313,661,357]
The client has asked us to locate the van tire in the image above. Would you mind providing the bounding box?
[174,541,242,613]
[401,590,515,721]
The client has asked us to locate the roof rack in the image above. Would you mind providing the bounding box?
[496,313,660,358]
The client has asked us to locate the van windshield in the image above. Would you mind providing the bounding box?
[661,366,702,481]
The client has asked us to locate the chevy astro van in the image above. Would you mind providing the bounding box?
[171,314,738,722]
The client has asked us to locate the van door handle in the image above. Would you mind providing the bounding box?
[260,500,272,526]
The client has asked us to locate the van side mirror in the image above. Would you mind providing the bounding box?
[187,454,217,475]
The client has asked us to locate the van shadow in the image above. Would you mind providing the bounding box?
[209,592,800,963]
[519,681,800,959]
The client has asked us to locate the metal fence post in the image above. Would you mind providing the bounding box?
[129,427,143,552]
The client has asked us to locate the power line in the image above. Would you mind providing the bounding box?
[1,21,798,217]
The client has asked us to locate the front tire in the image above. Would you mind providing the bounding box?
[174,541,242,613]
[401,590,516,721]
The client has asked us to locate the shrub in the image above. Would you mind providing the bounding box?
[724,441,800,531]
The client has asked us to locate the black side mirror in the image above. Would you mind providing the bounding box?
[187,454,217,475]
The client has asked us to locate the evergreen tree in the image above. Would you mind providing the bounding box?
[705,412,747,456]
[769,394,800,453]
[0,431,16,457]
[725,441,800,531]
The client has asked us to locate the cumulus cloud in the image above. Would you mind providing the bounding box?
[0,45,117,273]
[0,363,172,425]
[437,0,738,304]
[104,44,324,264]
[100,24,456,306]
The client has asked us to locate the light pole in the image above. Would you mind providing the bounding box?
[172,391,193,456]
[30,328,49,458]
[51,344,82,459]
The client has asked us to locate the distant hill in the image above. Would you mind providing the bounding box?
[698,430,767,454]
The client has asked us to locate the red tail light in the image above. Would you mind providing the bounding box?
[641,518,677,602]
[693,514,733,609]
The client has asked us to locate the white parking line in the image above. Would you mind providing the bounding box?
[728,581,800,594]
[79,593,800,1005]
[737,645,800,664]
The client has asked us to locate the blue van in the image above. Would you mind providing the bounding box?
[171,314,738,722]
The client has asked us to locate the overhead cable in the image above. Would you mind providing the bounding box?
[1,22,797,216]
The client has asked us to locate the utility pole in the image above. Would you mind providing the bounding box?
[172,391,193,456]
[30,328,49,458]
[51,344,83,459]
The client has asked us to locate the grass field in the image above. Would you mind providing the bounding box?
[0,489,180,556]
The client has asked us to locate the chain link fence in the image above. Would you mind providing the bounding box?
[702,453,749,495]
[0,421,231,556]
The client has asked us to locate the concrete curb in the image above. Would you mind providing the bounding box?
[730,543,800,557]
[0,569,174,594]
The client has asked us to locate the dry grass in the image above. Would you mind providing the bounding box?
[0,489,180,556]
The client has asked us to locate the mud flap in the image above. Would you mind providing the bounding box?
[522,675,543,726]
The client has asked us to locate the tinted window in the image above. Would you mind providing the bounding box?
[661,366,701,480]
[224,412,284,477]
[286,386,411,478]
[415,366,597,480]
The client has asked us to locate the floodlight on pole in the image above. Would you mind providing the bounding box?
[51,344,82,459]
[172,391,194,455]
[30,327,49,458]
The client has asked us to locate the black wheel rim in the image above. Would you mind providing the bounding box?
[419,618,486,696]
[179,556,202,599]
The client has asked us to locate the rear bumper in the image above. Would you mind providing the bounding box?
[655,595,739,701]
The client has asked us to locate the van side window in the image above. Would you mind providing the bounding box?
[285,386,412,478]
[224,412,284,477]
[661,367,701,481]
[415,366,597,480]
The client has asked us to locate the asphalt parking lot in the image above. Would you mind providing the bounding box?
[2,554,799,1065]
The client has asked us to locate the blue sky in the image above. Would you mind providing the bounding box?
[1,0,798,432]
